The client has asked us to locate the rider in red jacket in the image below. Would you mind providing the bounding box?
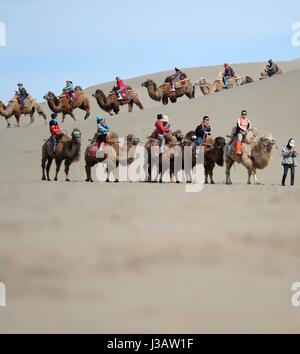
[155,114,170,154]
[115,77,127,100]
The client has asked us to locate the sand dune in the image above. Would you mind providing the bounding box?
[0,60,300,333]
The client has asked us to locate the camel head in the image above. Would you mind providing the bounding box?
[141,80,154,88]
[92,89,105,99]
[71,128,81,142]
[196,77,208,86]
[43,92,55,100]
[173,130,185,143]
[215,137,226,150]
[260,134,275,152]
[126,134,140,146]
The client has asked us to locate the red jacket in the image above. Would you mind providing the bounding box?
[116,79,126,91]
[155,120,170,135]
[50,125,61,136]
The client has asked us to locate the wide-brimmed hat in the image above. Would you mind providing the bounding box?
[162,115,169,123]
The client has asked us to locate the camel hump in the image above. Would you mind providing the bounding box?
[107,132,119,144]
[74,86,83,92]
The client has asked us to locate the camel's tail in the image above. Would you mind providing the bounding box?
[34,102,47,123]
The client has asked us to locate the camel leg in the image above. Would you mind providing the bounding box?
[28,109,35,126]
[128,101,133,113]
[64,160,71,182]
[84,109,90,120]
[54,159,63,181]
[85,164,93,182]
[135,99,144,111]
[6,118,11,128]
[62,114,65,123]
[113,103,120,115]
[42,157,48,181]
[247,169,252,185]
[205,170,209,184]
[15,113,21,128]
[210,171,215,184]
[70,112,76,121]
[46,159,53,181]
[225,158,234,185]
[253,171,259,185]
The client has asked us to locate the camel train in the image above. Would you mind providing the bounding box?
[41,126,275,185]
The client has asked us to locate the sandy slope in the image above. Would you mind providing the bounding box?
[0,60,300,333]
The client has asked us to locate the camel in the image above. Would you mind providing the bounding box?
[225,129,275,185]
[260,69,282,80]
[141,78,195,105]
[0,95,47,128]
[43,86,90,122]
[41,128,81,182]
[85,133,140,182]
[203,137,226,184]
[145,130,184,182]
[195,77,224,95]
[92,87,144,116]
[240,76,255,85]
[180,133,226,184]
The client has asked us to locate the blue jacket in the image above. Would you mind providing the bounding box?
[97,123,110,136]
[65,82,74,91]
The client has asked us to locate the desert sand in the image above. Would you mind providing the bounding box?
[0,60,300,333]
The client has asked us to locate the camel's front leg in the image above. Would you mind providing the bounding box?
[6,118,11,128]
[247,170,252,185]
[70,112,76,121]
[54,159,63,181]
[42,157,48,181]
[64,159,71,182]
[225,159,234,185]
[128,101,133,113]
[210,171,215,184]
[253,171,259,185]
[46,158,53,181]
[85,164,93,182]
[15,113,21,128]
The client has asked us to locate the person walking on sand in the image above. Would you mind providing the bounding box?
[282,138,298,186]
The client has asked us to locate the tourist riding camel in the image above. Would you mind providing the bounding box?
[65,80,74,102]
[49,113,63,152]
[223,63,236,89]
[96,115,110,153]
[232,110,252,156]
[155,114,171,154]
[194,116,212,156]
[170,68,184,92]
[114,77,128,100]
[16,83,29,110]
[261,60,282,79]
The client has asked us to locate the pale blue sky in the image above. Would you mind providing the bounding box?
[0,0,300,102]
